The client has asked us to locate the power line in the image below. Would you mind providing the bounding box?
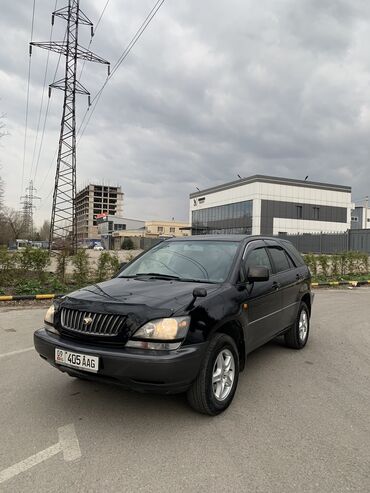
[77,0,165,142]
[21,0,36,199]
[30,0,59,182]
[34,26,68,186]
[39,0,165,204]
[79,0,110,80]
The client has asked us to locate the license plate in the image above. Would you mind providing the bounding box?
[55,348,99,373]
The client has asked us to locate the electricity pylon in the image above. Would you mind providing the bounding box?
[20,180,40,239]
[31,0,110,252]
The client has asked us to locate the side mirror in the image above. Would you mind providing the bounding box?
[186,287,207,310]
[247,266,269,283]
[193,287,207,298]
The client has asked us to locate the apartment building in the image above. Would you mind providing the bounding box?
[76,184,124,241]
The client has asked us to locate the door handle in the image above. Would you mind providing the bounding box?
[272,281,281,289]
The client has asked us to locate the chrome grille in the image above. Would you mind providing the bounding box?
[60,308,125,337]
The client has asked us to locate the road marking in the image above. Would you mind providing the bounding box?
[0,424,81,484]
[0,347,34,359]
[58,424,81,462]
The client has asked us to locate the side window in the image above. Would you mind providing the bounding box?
[268,247,294,273]
[244,248,272,275]
[282,242,305,267]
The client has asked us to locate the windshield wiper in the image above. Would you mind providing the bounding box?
[178,278,218,284]
[133,273,181,280]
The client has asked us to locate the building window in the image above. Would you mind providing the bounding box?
[157,226,164,233]
[296,206,303,219]
[313,207,320,220]
[191,199,253,235]
[114,224,126,231]
[170,227,175,233]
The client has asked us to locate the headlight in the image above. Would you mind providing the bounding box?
[132,317,190,340]
[44,304,55,326]
[126,317,190,350]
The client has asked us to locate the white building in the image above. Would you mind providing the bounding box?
[351,204,370,229]
[189,175,353,236]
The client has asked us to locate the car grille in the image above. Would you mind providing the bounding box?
[60,308,126,337]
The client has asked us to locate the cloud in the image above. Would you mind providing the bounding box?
[1,0,370,227]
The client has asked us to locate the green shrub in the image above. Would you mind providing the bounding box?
[30,249,50,280]
[303,254,317,276]
[359,254,369,274]
[110,252,121,275]
[331,255,340,278]
[71,249,90,286]
[95,252,122,282]
[339,252,348,276]
[14,279,42,295]
[0,247,17,285]
[18,247,50,279]
[317,255,330,277]
[48,276,69,293]
[121,238,134,250]
[56,249,69,283]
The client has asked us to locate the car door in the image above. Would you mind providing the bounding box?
[264,241,300,331]
[239,241,284,352]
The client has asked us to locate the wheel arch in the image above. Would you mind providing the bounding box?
[213,320,246,371]
[301,292,312,315]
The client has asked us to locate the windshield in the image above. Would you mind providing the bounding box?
[120,240,240,283]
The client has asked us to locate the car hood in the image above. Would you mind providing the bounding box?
[59,277,221,337]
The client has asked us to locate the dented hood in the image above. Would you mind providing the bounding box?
[58,277,220,341]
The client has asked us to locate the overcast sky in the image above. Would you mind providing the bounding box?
[1,0,370,227]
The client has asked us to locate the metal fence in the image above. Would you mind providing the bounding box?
[276,229,370,254]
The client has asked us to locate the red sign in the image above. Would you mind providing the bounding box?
[96,212,107,219]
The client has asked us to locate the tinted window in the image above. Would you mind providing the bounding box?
[268,247,292,273]
[244,248,272,273]
[281,241,305,266]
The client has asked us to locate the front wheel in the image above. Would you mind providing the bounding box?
[284,302,310,349]
[187,333,240,415]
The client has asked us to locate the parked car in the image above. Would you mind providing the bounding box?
[93,244,104,251]
[34,235,313,415]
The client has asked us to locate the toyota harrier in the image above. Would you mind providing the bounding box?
[34,236,313,415]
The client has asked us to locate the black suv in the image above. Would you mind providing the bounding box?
[34,236,313,415]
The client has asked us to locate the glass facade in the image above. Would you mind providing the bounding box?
[192,200,253,235]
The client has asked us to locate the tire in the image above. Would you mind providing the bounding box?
[187,333,240,416]
[284,302,310,349]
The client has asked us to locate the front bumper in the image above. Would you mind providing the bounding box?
[34,328,206,394]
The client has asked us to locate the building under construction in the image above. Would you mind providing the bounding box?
[76,184,124,242]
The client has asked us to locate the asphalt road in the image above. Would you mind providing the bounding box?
[0,290,369,492]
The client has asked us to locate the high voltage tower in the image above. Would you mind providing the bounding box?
[31,0,110,253]
[20,180,40,238]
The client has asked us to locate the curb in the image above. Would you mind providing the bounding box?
[0,294,65,301]
[311,280,370,288]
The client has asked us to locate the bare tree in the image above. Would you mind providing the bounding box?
[38,220,51,241]
[0,207,26,244]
